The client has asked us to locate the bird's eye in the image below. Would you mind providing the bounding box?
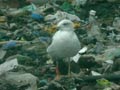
[63,23,68,25]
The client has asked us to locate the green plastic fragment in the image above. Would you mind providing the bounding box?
[96,78,111,87]
[60,2,75,14]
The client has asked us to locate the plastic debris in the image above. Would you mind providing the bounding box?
[8,9,28,17]
[96,78,111,87]
[8,3,36,17]
[45,11,80,23]
[33,3,53,15]
[71,54,81,63]
[2,40,17,49]
[21,3,37,12]
[0,49,6,59]
[79,46,88,54]
[105,60,113,65]
[0,1,120,90]
[0,58,18,75]
[91,71,101,76]
[104,47,120,60]
[88,10,102,41]
[113,17,120,31]
[0,16,7,22]
[96,78,120,90]
[46,59,53,64]
[72,47,87,63]
[31,13,44,21]
[4,72,38,90]
[72,0,87,6]
[115,34,120,42]
[60,1,73,13]
[89,10,96,16]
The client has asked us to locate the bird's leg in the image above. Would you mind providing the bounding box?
[55,61,60,80]
[68,57,71,77]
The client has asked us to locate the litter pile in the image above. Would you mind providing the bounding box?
[0,0,120,90]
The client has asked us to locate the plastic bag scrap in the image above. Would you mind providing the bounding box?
[0,59,18,75]
[4,72,38,90]
[45,11,80,23]
[8,3,37,17]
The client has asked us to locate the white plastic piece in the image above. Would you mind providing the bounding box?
[46,59,53,64]
[72,53,81,63]
[105,60,113,65]
[89,10,96,16]
[0,58,18,75]
[72,47,88,63]
[79,46,88,54]
[91,71,101,76]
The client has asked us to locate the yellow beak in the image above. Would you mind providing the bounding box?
[73,22,80,29]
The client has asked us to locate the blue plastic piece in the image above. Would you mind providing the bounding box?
[31,13,44,20]
[2,40,17,49]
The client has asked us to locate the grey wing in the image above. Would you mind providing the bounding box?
[47,31,62,57]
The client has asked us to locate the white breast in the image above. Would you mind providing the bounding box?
[47,30,81,58]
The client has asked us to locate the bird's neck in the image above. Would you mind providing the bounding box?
[61,27,74,31]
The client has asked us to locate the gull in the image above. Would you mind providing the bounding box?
[47,19,81,77]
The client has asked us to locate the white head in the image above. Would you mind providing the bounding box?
[57,19,74,31]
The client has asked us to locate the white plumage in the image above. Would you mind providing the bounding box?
[47,19,81,59]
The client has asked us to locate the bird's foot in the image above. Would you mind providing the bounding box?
[68,72,72,78]
[54,74,61,81]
